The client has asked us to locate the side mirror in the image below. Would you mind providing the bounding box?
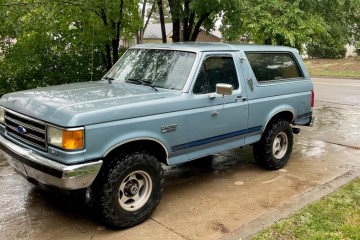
[216,83,233,96]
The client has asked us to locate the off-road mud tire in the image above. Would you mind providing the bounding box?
[92,151,164,229]
[253,120,293,170]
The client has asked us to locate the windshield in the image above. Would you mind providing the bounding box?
[105,49,197,90]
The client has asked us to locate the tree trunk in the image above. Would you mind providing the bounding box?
[143,3,155,40]
[138,0,147,43]
[187,12,195,41]
[157,0,167,43]
[182,0,190,41]
[264,38,272,45]
[168,0,181,42]
[172,20,181,42]
[98,7,111,69]
[190,12,211,41]
[105,43,112,70]
[112,0,124,64]
[112,38,119,64]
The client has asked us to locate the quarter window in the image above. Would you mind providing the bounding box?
[245,52,304,82]
[193,56,239,94]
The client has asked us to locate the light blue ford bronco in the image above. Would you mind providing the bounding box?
[0,43,314,228]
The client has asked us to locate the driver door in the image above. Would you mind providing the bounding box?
[186,53,249,160]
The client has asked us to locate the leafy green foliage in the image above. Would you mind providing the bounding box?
[1,0,360,96]
[221,0,326,52]
[307,42,346,59]
[0,29,103,96]
[303,0,360,59]
[221,0,360,57]
[0,0,140,95]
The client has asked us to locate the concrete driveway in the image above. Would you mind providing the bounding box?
[1,78,360,240]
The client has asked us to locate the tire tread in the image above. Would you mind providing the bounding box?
[92,151,164,229]
[253,120,293,170]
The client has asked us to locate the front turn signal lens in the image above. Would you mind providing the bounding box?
[48,126,84,150]
[62,129,84,150]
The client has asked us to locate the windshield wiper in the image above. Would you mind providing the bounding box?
[103,76,115,84]
[126,78,158,92]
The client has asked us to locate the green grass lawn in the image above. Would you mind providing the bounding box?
[252,177,360,239]
[305,58,360,79]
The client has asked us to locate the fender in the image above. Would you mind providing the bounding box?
[103,136,169,164]
[261,105,295,133]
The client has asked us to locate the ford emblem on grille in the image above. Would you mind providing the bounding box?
[16,126,27,134]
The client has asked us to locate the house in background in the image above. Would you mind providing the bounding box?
[142,23,173,43]
[142,23,222,43]
[345,44,357,57]
[196,29,222,42]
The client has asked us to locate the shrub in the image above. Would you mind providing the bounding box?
[307,42,346,59]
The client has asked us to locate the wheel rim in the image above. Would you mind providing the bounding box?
[118,170,152,212]
[272,132,288,160]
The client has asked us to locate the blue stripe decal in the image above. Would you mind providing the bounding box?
[171,143,188,152]
[171,125,262,152]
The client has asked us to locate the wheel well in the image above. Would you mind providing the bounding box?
[104,140,168,165]
[266,111,294,129]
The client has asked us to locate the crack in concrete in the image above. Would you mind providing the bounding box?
[316,100,360,108]
[316,140,360,150]
[151,217,191,240]
[299,136,360,150]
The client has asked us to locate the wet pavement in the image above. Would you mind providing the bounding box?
[1,78,360,240]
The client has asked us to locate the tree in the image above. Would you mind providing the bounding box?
[157,0,167,43]
[69,0,141,69]
[222,0,325,51]
[166,0,223,42]
[220,0,360,57]
[151,0,172,24]
[302,0,360,58]
[0,0,141,95]
[138,0,157,43]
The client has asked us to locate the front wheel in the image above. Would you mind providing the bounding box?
[253,120,293,170]
[92,151,164,229]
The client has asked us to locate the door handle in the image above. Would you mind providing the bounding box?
[236,96,247,101]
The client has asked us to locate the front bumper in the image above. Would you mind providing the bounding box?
[0,135,103,190]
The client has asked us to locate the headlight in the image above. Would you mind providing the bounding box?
[47,126,84,150]
[0,107,5,125]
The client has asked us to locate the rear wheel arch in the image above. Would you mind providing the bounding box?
[263,110,294,132]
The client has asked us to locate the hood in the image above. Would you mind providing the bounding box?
[0,81,180,126]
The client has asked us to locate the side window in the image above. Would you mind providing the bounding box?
[245,52,304,82]
[193,56,239,94]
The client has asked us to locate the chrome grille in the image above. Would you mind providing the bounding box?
[4,110,47,151]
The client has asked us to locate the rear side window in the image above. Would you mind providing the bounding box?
[245,52,304,82]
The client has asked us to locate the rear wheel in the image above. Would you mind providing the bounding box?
[253,120,293,170]
[92,151,164,229]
